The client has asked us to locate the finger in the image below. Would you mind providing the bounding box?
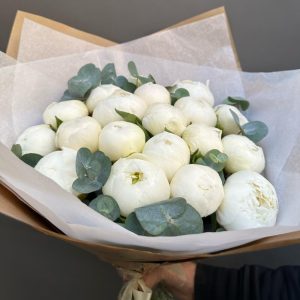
[143,267,162,289]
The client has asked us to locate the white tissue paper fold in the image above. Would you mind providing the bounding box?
[16,12,239,70]
[1,48,300,255]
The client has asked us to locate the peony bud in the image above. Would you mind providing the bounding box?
[217,170,278,230]
[103,158,170,216]
[99,121,145,161]
[142,132,190,181]
[43,100,88,130]
[175,96,217,126]
[35,147,77,194]
[182,123,223,155]
[170,164,224,217]
[92,91,147,127]
[15,124,56,156]
[142,103,188,136]
[222,134,265,173]
[56,116,101,152]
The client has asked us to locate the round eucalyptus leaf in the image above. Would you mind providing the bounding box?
[20,153,43,167]
[224,96,250,111]
[135,198,188,236]
[128,61,139,77]
[124,213,149,235]
[101,63,117,84]
[115,76,137,93]
[68,63,101,98]
[73,148,111,194]
[73,177,102,194]
[89,195,120,221]
[11,144,22,158]
[171,88,189,105]
[160,204,203,236]
[241,121,269,143]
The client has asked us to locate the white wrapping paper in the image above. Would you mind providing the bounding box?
[16,12,239,70]
[1,48,300,255]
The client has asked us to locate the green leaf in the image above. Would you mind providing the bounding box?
[241,121,268,143]
[55,116,63,129]
[224,96,250,111]
[115,109,152,140]
[171,88,189,105]
[67,63,101,99]
[218,170,226,184]
[20,153,43,167]
[230,109,268,143]
[197,149,228,173]
[138,75,156,85]
[61,89,75,101]
[135,198,203,236]
[72,148,111,194]
[115,109,142,123]
[210,213,217,232]
[89,195,120,221]
[127,61,155,87]
[101,63,117,84]
[124,213,149,235]
[115,76,137,93]
[229,109,243,131]
[190,149,202,164]
[128,61,139,77]
[11,144,22,158]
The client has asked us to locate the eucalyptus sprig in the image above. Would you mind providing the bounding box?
[11,144,43,167]
[72,148,111,194]
[128,61,156,87]
[124,198,203,236]
[223,96,250,111]
[191,149,228,184]
[115,109,152,140]
[230,109,268,143]
[89,195,120,221]
[61,64,101,101]
[170,88,190,105]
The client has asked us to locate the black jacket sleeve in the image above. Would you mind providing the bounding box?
[194,264,300,300]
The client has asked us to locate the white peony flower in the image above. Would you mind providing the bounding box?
[92,91,147,127]
[182,123,223,155]
[170,164,224,217]
[99,121,145,161]
[217,170,278,230]
[56,116,101,152]
[35,147,77,194]
[171,80,214,106]
[134,82,171,106]
[103,158,170,216]
[174,96,217,126]
[86,84,121,113]
[215,104,248,135]
[142,103,188,136]
[43,100,88,129]
[15,124,56,156]
[142,132,190,181]
[222,134,265,173]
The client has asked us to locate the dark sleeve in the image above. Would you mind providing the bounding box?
[194,264,300,300]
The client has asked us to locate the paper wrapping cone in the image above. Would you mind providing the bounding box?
[2,7,300,266]
[6,7,240,70]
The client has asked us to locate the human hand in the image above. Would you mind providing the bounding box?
[143,262,196,300]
